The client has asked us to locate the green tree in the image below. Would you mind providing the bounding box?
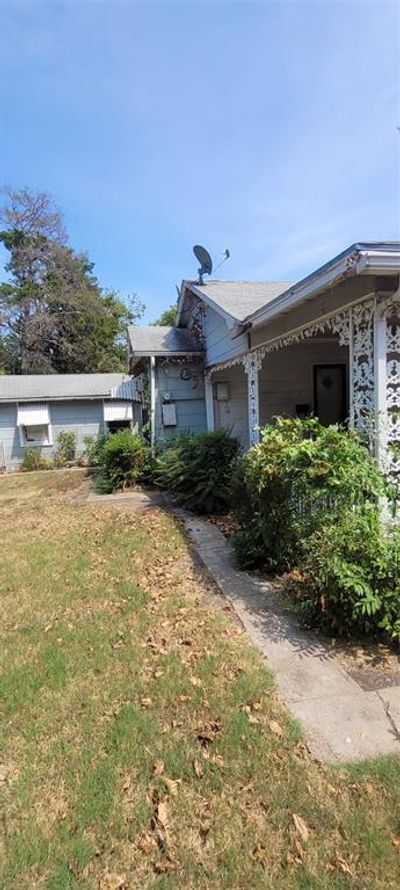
[151,303,177,326]
[0,187,144,373]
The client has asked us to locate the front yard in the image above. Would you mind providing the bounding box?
[1,471,400,889]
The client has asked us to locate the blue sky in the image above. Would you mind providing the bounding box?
[1,0,399,321]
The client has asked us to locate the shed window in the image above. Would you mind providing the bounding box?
[17,403,53,447]
[23,424,51,445]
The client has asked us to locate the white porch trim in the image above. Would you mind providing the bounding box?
[204,373,215,431]
[243,352,263,445]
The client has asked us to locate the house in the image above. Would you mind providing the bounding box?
[0,373,141,471]
[129,241,400,480]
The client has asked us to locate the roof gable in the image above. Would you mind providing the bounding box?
[178,280,293,326]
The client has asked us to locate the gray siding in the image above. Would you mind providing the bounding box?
[155,360,207,442]
[50,400,105,457]
[213,365,248,448]
[259,339,348,424]
[0,404,23,469]
[0,399,142,470]
[203,305,247,367]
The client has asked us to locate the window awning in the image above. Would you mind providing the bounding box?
[103,401,133,422]
[17,403,50,426]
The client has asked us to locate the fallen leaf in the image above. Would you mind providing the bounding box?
[156,800,169,829]
[154,857,180,873]
[140,697,152,708]
[336,854,353,876]
[292,813,309,843]
[98,874,126,890]
[153,759,164,776]
[251,842,267,863]
[163,777,181,796]
[251,701,262,711]
[269,720,283,736]
[193,759,204,778]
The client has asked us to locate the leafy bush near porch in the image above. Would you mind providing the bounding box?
[96,428,151,492]
[83,431,109,466]
[231,417,391,572]
[299,508,400,640]
[155,429,240,513]
[19,447,53,472]
[54,429,76,466]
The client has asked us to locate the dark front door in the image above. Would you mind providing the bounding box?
[313,364,347,426]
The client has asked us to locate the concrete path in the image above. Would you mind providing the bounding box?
[185,516,400,764]
[73,486,400,763]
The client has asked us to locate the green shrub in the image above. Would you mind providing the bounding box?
[20,447,52,472]
[96,429,150,492]
[299,508,400,640]
[83,431,109,466]
[54,429,76,466]
[231,418,390,572]
[155,429,240,514]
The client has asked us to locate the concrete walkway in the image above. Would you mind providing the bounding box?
[73,486,400,763]
[185,517,400,764]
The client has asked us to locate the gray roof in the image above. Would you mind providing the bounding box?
[128,325,202,356]
[182,280,293,322]
[0,373,135,402]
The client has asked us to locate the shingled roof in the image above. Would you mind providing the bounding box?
[0,373,137,402]
[179,280,293,323]
[128,325,202,357]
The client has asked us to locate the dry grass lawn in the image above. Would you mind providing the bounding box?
[1,470,400,889]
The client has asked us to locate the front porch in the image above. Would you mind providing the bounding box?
[206,293,400,482]
[209,333,349,449]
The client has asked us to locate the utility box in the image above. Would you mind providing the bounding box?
[162,403,177,426]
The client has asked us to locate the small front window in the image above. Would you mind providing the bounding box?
[23,424,51,445]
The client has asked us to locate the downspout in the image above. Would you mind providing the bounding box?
[150,355,156,453]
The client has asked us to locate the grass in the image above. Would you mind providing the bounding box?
[0,470,400,889]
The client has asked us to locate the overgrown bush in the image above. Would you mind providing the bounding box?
[231,418,390,572]
[20,447,52,472]
[299,508,400,640]
[83,431,109,466]
[155,429,240,513]
[96,429,151,492]
[54,429,76,466]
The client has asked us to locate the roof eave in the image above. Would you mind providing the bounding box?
[246,247,400,331]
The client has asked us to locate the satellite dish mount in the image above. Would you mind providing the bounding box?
[193,245,213,285]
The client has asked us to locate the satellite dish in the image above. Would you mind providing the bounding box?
[193,245,213,283]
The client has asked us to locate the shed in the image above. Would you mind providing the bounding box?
[0,373,141,471]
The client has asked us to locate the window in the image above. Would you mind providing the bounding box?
[17,403,53,447]
[23,424,51,445]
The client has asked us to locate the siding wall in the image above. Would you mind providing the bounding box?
[212,337,349,449]
[203,305,247,366]
[213,364,248,448]
[0,399,141,470]
[155,359,207,441]
[259,339,348,423]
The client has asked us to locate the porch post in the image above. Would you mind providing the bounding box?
[150,355,156,453]
[204,372,215,431]
[243,351,262,446]
[374,290,400,482]
[374,303,388,470]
